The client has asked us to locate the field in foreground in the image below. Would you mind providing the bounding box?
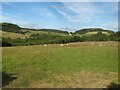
[2,42,118,88]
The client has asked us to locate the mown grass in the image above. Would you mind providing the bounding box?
[2,42,118,88]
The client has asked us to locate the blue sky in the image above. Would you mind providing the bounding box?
[0,2,118,32]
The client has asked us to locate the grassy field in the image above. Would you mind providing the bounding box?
[85,31,110,36]
[0,31,29,39]
[0,30,68,39]
[2,42,118,88]
[1,30,111,39]
[76,31,110,37]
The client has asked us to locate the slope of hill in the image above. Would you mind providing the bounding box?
[75,28,115,37]
[1,22,119,47]
[0,30,29,39]
[23,28,68,34]
[1,29,69,39]
[0,23,69,38]
[0,22,68,34]
[1,23,116,36]
[0,22,22,33]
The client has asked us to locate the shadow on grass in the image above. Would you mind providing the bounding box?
[2,72,17,87]
[103,83,120,90]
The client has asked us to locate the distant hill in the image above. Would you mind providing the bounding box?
[1,22,69,34]
[23,28,68,34]
[74,28,115,36]
[0,23,69,39]
[0,30,28,39]
[40,29,68,34]
[0,22,22,33]
[0,22,117,38]
[1,23,119,47]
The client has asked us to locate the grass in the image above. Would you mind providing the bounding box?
[102,31,111,35]
[2,42,118,88]
[0,30,68,39]
[0,30,111,40]
[76,31,110,37]
[0,31,29,39]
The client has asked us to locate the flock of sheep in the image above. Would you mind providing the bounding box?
[44,43,69,47]
[44,43,102,47]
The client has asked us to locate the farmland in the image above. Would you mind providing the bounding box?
[76,31,111,37]
[1,1,119,88]
[1,23,119,88]
[2,42,118,88]
[0,30,68,39]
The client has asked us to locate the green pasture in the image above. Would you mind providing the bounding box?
[76,31,110,37]
[2,42,118,88]
[1,30,68,39]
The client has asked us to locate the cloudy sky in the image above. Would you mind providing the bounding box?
[1,2,118,31]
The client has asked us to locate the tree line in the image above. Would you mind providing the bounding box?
[2,31,120,47]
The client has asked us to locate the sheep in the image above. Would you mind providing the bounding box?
[66,44,69,46]
[99,44,102,46]
[61,44,63,47]
[44,44,47,47]
[68,33,72,36]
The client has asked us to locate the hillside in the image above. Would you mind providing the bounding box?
[0,22,22,33]
[1,22,119,47]
[0,30,29,39]
[1,23,117,38]
[0,30,69,39]
[75,28,115,37]
[0,23,69,36]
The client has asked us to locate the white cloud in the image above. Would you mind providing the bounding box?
[63,2,99,14]
[51,2,117,24]
[51,3,99,23]
[52,7,92,23]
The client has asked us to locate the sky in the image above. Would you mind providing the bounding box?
[0,2,118,32]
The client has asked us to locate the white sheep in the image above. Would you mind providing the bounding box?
[44,44,47,47]
[61,44,63,47]
[99,44,102,46]
[66,44,69,46]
